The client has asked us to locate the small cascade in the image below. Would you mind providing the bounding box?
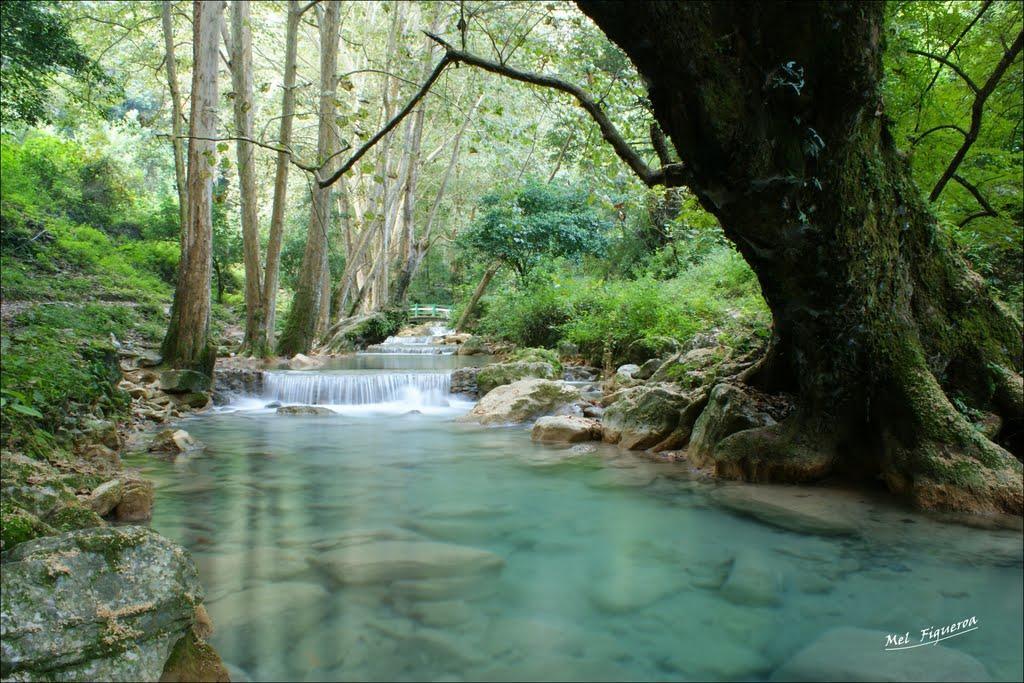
[364,326,456,354]
[263,371,452,406]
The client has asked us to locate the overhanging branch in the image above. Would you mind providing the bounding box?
[425,32,687,188]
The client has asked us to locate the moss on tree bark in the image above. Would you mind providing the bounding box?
[581,0,1023,513]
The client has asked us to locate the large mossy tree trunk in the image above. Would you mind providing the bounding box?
[581,0,1023,513]
[160,0,221,378]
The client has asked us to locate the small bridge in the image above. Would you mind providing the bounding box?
[408,304,452,322]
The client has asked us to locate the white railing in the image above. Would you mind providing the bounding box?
[408,304,452,319]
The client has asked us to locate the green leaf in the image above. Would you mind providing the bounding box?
[10,404,43,418]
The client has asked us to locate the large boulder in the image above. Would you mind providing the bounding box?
[463,379,582,425]
[601,385,692,450]
[687,382,778,466]
[531,416,602,443]
[771,627,988,681]
[0,527,211,682]
[159,369,212,394]
[476,361,558,396]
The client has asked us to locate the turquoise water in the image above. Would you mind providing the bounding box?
[127,357,1024,682]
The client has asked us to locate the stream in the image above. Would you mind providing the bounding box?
[125,340,1024,682]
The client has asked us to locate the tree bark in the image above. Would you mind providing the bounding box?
[227,0,264,354]
[161,0,222,377]
[277,0,342,356]
[253,0,301,357]
[581,0,1023,513]
[161,1,187,236]
[455,261,501,333]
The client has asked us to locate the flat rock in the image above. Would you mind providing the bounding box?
[276,405,334,415]
[308,540,505,585]
[711,484,861,536]
[531,415,602,443]
[771,626,989,681]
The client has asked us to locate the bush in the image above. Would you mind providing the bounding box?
[471,247,771,367]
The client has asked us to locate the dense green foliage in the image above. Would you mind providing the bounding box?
[458,179,611,276]
[471,246,770,366]
[885,0,1023,308]
[0,1,109,126]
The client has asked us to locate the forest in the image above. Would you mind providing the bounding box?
[1,1,1022,682]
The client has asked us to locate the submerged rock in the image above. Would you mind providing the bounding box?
[531,416,602,443]
[276,405,335,416]
[771,626,988,681]
[463,379,582,425]
[710,483,861,536]
[0,527,207,682]
[308,540,505,585]
[476,361,558,396]
[719,549,783,606]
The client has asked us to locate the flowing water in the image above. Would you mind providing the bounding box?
[127,349,1024,682]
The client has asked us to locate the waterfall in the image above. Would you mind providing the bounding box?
[263,371,452,406]
[364,332,456,354]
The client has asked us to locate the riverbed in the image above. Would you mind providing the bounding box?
[125,352,1024,682]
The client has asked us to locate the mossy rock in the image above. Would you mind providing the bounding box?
[43,503,106,533]
[159,631,229,682]
[456,336,489,356]
[602,385,692,450]
[477,361,558,396]
[507,347,563,374]
[1,526,206,681]
[624,336,681,365]
[159,369,212,394]
[171,392,210,410]
[0,502,55,551]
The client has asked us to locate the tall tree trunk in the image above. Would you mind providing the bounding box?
[581,0,1023,513]
[161,0,222,377]
[161,0,187,235]
[392,92,483,306]
[254,0,301,357]
[227,0,264,354]
[277,1,342,357]
[455,261,501,333]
